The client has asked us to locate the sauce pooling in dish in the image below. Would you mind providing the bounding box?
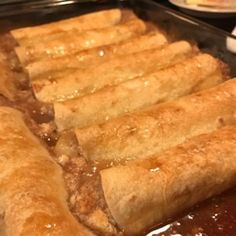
[148,188,236,236]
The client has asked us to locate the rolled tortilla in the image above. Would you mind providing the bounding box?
[54,53,225,131]
[11,9,122,43]
[0,107,93,236]
[27,32,168,79]
[32,41,195,102]
[75,79,236,162]
[15,19,146,65]
[100,125,236,234]
[17,10,137,48]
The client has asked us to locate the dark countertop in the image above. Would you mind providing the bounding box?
[157,0,236,33]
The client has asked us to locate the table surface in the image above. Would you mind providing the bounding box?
[158,0,236,33]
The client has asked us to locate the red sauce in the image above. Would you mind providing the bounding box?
[148,188,236,236]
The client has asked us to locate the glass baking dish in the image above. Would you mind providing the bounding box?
[0,0,235,235]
